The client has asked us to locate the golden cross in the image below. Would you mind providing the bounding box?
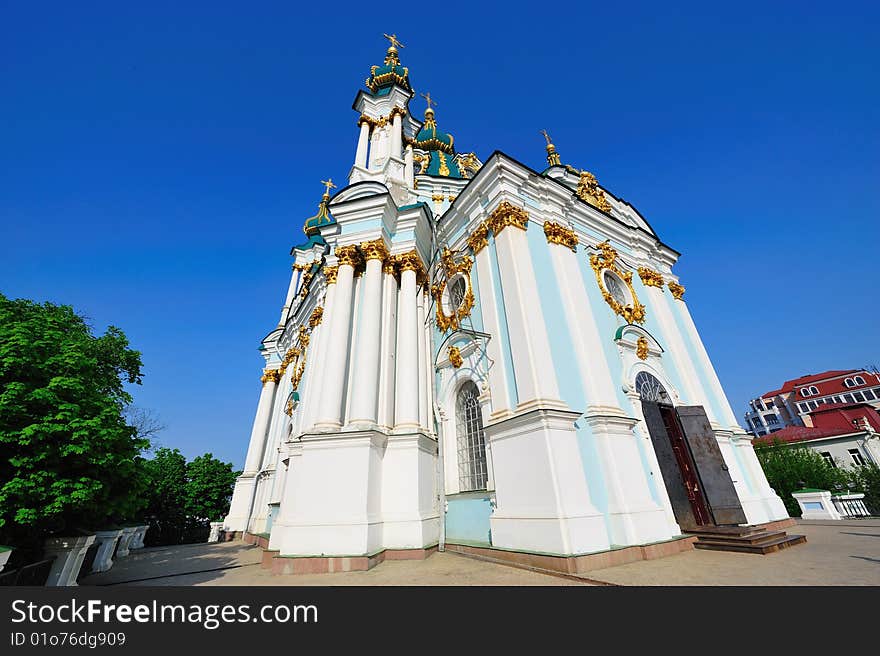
[541,129,553,145]
[320,178,336,196]
[421,91,436,109]
[383,33,405,49]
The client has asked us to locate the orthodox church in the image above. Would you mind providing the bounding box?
[224,36,791,573]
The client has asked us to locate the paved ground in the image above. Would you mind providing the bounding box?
[80,519,880,586]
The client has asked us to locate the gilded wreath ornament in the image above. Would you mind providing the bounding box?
[589,241,646,324]
[432,248,475,332]
[637,267,664,288]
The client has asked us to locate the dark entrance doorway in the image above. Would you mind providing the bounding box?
[636,372,746,531]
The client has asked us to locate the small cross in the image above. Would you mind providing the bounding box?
[541,129,553,145]
[421,91,436,110]
[383,33,405,49]
[320,178,336,195]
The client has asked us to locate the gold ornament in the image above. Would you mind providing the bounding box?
[668,281,685,300]
[323,265,339,285]
[637,267,664,288]
[396,250,425,276]
[541,129,562,167]
[466,222,489,255]
[543,221,578,251]
[360,238,389,261]
[261,369,281,384]
[308,306,324,327]
[433,248,475,332]
[486,201,528,236]
[576,170,612,213]
[636,336,649,361]
[383,259,397,275]
[448,346,463,369]
[285,398,294,416]
[335,245,361,268]
[589,241,646,324]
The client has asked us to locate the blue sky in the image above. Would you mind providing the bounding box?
[2,2,878,467]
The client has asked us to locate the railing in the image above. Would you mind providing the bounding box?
[0,557,56,586]
[831,493,871,518]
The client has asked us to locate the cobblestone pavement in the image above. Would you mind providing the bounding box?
[80,519,880,586]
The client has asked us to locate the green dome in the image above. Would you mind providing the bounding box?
[414,108,454,154]
[303,193,335,237]
[366,46,411,94]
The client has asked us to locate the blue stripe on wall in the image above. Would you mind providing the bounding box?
[488,233,518,408]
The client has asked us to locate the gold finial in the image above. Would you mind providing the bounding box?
[320,178,336,199]
[383,33,405,50]
[421,91,436,112]
[541,129,561,166]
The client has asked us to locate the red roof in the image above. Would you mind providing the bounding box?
[753,425,855,446]
[761,369,878,400]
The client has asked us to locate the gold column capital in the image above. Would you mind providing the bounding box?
[543,221,578,251]
[309,306,324,327]
[466,222,489,255]
[668,281,686,300]
[637,266,665,288]
[323,265,339,285]
[261,369,281,384]
[360,238,390,261]
[487,201,528,236]
[335,245,362,268]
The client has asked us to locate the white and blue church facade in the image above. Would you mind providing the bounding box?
[224,37,789,573]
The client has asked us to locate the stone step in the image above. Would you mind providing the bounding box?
[686,525,770,538]
[694,534,807,555]
[689,530,788,546]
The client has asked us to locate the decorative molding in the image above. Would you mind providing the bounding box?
[383,259,398,275]
[668,280,686,300]
[308,306,324,328]
[636,336,649,361]
[395,250,425,276]
[448,346,463,369]
[589,241,646,324]
[360,238,389,262]
[543,221,578,251]
[637,267,664,288]
[323,266,339,285]
[335,245,361,268]
[432,248,475,332]
[285,398,294,416]
[261,369,281,384]
[486,201,528,236]
[466,222,489,255]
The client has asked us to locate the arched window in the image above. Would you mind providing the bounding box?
[455,381,488,491]
[635,371,671,404]
[844,378,854,388]
[809,386,819,395]
[854,376,866,386]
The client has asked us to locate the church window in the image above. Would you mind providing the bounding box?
[456,381,488,491]
[635,371,671,404]
[449,275,468,312]
[603,271,629,307]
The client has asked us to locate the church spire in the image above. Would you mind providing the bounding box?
[303,179,336,236]
[541,129,562,167]
[366,34,411,93]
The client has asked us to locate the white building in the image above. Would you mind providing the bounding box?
[224,37,790,573]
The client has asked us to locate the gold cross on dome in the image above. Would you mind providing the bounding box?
[320,178,336,195]
[383,33,405,49]
[541,129,553,145]
[421,92,436,109]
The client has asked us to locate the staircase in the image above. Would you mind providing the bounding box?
[688,525,806,554]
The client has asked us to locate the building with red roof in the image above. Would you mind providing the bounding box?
[744,369,880,437]
[753,402,880,469]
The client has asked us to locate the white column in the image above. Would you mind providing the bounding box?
[490,219,562,409]
[391,113,403,159]
[395,253,421,429]
[471,234,514,419]
[316,249,358,428]
[280,265,300,323]
[369,127,382,170]
[378,262,398,429]
[243,373,280,474]
[355,120,370,169]
[300,288,334,433]
[417,288,429,430]
[404,145,414,187]
[348,243,387,426]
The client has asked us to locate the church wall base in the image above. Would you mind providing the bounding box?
[445,535,697,577]
[268,545,438,575]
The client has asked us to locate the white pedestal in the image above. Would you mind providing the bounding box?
[208,522,224,543]
[0,547,12,572]
[792,490,842,520]
[129,525,149,550]
[90,530,123,573]
[115,527,138,558]
[44,535,95,587]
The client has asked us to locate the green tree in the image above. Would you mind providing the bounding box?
[185,453,239,523]
[0,294,147,557]
[755,440,848,516]
[140,447,188,545]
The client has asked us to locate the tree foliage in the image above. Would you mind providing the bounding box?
[0,294,147,553]
[185,453,239,522]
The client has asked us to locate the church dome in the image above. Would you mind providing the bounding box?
[414,107,454,154]
[303,189,335,237]
[366,44,411,95]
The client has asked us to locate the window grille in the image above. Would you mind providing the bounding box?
[635,371,670,404]
[456,381,488,491]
